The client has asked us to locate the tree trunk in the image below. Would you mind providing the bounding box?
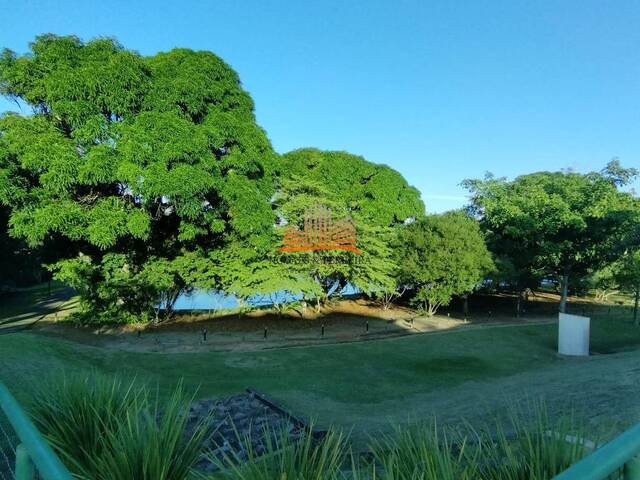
[559,272,569,313]
[162,284,187,321]
[634,287,639,326]
[381,292,392,310]
[516,292,521,318]
[462,295,469,317]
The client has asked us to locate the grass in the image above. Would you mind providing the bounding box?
[2,310,640,438]
[366,421,479,479]
[207,424,349,480]
[5,322,550,396]
[2,293,640,477]
[2,285,640,441]
[31,374,148,477]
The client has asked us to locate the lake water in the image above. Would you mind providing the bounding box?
[173,284,360,310]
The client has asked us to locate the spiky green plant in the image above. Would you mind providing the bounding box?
[366,421,479,480]
[31,374,211,480]
[357,405,596,480]
[474,404,596,480]
[31,377,601,480]
[31,373,145,477]
[85,385,212,480]
[206,423,348,480]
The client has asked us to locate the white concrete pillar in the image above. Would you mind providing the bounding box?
[558,313,590,356]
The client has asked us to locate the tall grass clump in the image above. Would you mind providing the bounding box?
[31,374,211,480]
[31,378,598,480]
[366,421,479,480]
[358,404,595,480]
[477,405,596,480]
[31,374,143,476]
[206,424,349,480]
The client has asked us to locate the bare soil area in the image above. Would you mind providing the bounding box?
[32,298,555,353]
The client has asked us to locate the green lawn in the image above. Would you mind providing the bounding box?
[2,312,640,436]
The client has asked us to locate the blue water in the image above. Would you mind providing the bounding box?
[173,284,360,310]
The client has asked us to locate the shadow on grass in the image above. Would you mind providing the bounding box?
[0,285,75,333]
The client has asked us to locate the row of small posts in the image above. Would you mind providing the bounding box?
[135,320,382,342]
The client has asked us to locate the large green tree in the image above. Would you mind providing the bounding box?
[397,211,494,316]
[272,149,425,308]
[463,163,640,313]
[0,35,277,322]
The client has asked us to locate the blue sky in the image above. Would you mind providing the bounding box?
[1,0,638,212]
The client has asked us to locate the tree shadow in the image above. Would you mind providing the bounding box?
[0,286,75,333]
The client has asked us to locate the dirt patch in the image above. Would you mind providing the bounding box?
[30,298,559,353]
[24,288,634,352]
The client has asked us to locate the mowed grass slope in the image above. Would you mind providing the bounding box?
[2,313,640,434]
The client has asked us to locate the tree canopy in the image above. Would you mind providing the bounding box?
[614,249,640,325]
[397,211,494,316]
[463,163,640,312]
[281,148,424,227]
[272,149,425,308]
[0,35,277,321]
[2,34,638,324]
[0,205,49,290]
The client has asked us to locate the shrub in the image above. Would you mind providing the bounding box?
[206,424,348,480]
[31,377,596,480]
[366,421,479,480]
[31,374,211,480]
[31,374,144,476]
[477,406,594,480]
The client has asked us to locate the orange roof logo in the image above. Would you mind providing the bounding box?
[279,204,361,253]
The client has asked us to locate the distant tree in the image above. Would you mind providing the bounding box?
[0,35,277,322]
[586,264,620,304]
[281,149,424,227]
[614,250,640,325]
[477,230,542,316]
[464,165,639,313]
[463,173,541,315]
[397,211,494,316]
[214,240,323,316]
[601,158,639,187]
